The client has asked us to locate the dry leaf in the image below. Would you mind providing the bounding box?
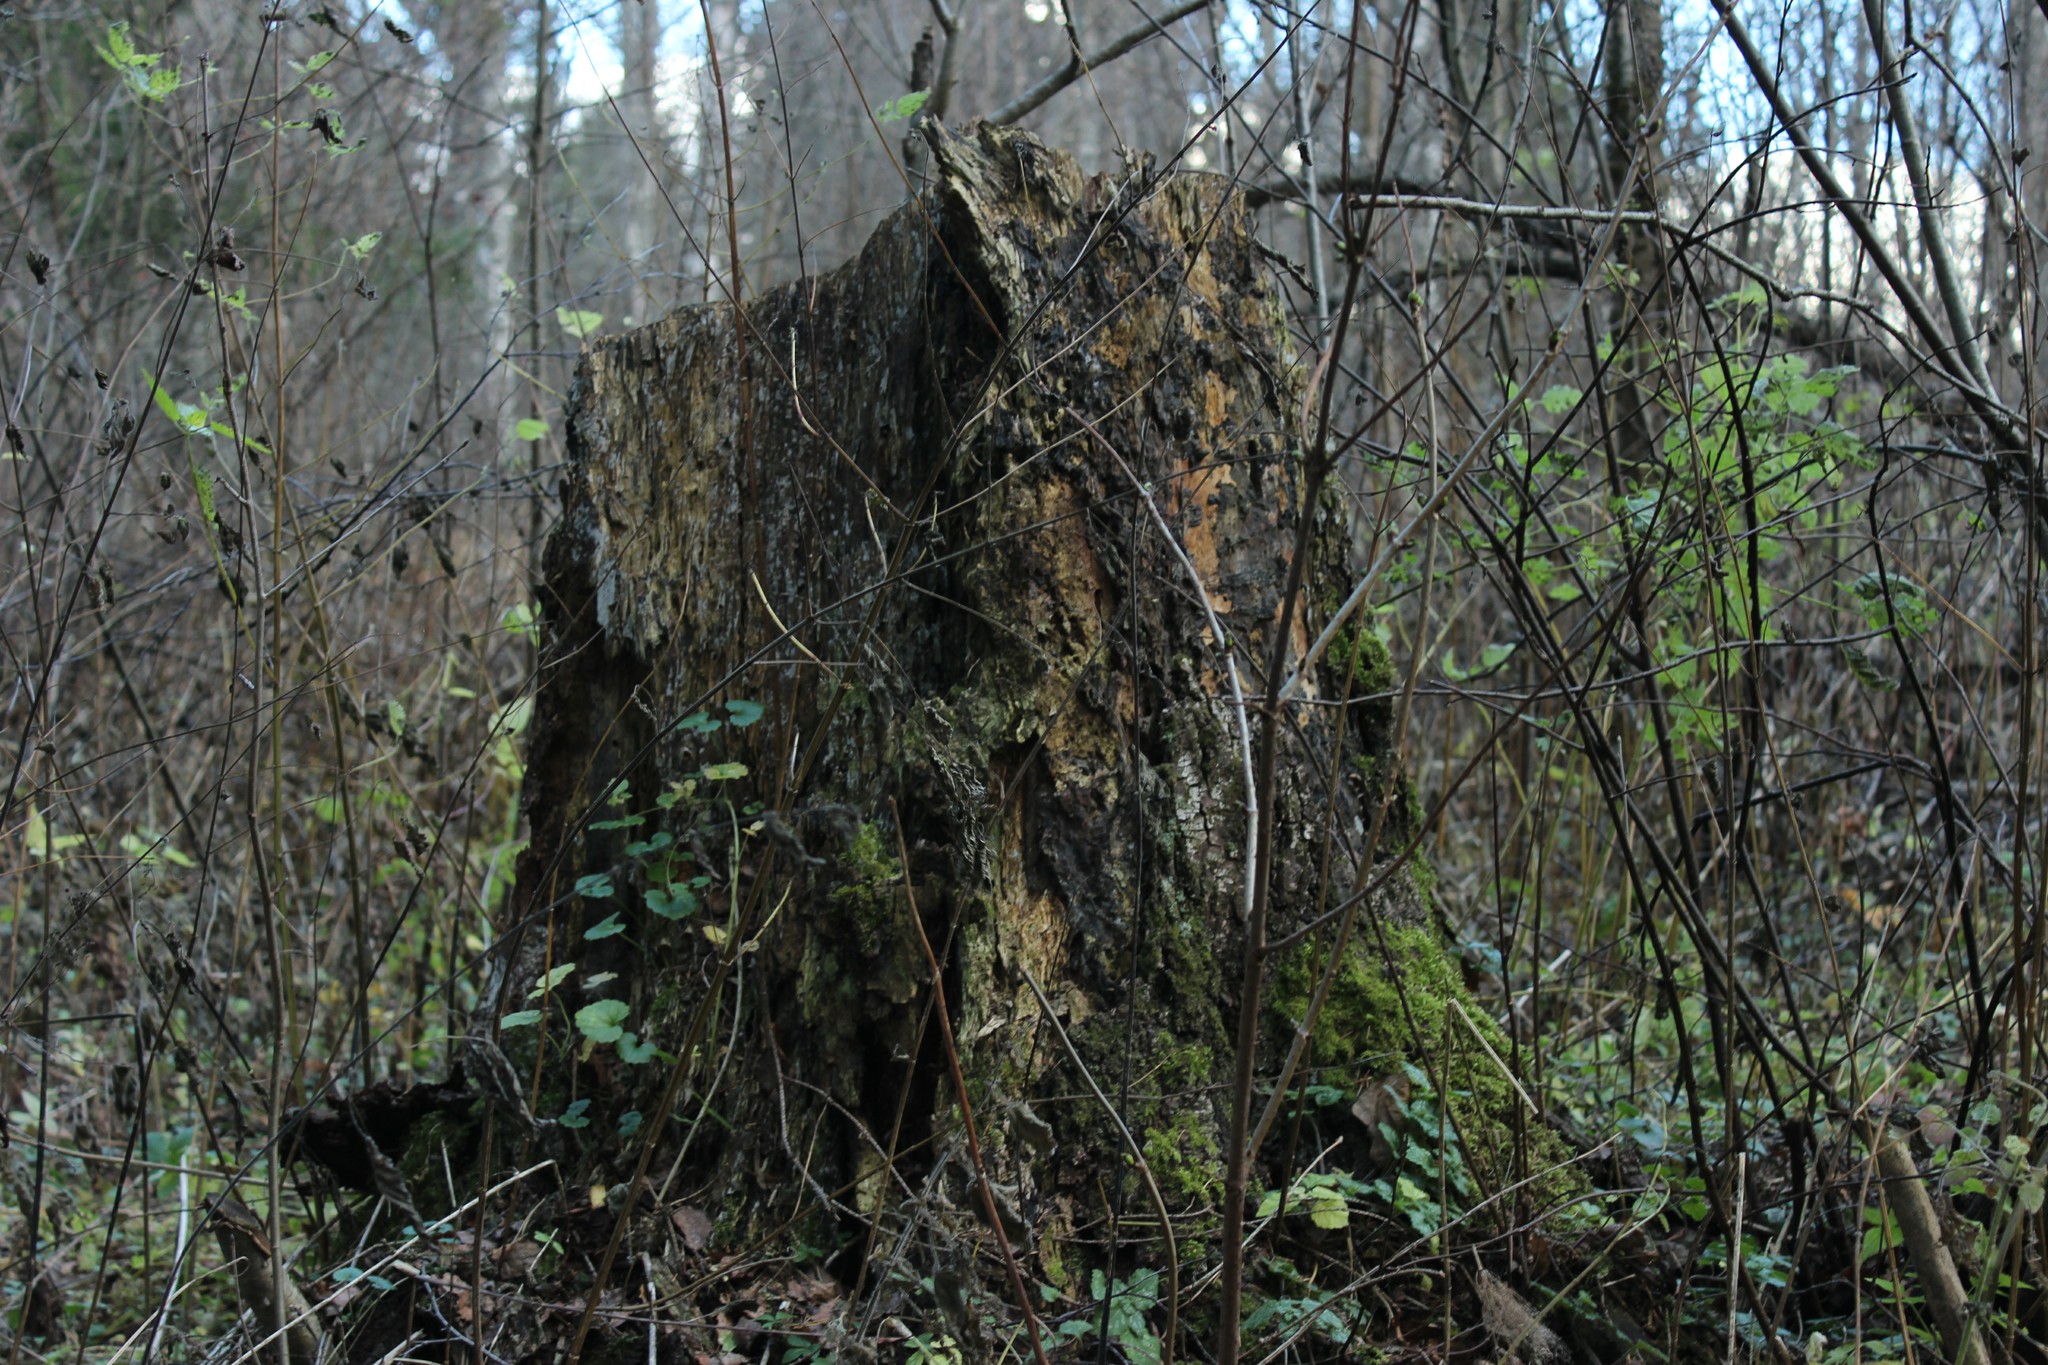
[673,1205,714,1251]
[1477,1270,1568,1365]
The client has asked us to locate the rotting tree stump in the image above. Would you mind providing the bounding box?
[501,121,1528,1329]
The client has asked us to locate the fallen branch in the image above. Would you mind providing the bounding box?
[1868,1127,1996,1365]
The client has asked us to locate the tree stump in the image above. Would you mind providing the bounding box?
[509,122,1502,1299]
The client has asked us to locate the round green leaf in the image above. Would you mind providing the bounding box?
[574,998,630,1043]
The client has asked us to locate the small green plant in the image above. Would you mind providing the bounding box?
[902,1333,961,1365]
[1051,1268,1164,1365]
[1243,1293,1369,1351]
[1365,1064,1476,1240]
[1257,1171,1370,1230]
[95,22,184,102]
[752,1301,829,1364]
[495,700,766,1063]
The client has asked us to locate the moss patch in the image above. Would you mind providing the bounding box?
[830,821,905,956]
[1143,1106,1224,1212]
[1060,1030,1228,1252]
[1271,923,1578,1210]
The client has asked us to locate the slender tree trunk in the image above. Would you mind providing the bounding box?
[617,0,665,327]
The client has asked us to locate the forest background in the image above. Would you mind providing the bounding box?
[3,0,2047,1362]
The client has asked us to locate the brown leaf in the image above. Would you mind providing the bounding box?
[494,1240,545,1279]
[1477,1270,1568,1365]
[672,1205,714,1251]
[1352,1071,1412,1167]
[785,1276,838,1304]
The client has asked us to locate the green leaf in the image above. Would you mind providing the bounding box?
[575,873,615,899]
[558,1098,593,1128]
[617,1033,659,1064]
[555,307,604,338]
[98,23,182,100]
[500,1009,543,1029]
[385,699,407,738]
[144,370,208,435]
[213,421,267,454]
[1840,642,1898,692]
[345,231,382,259]
[584,913,626,940]
[646,884,698,919]
[1712,281,1769,311]
[1305,1188,1349,1229]
[724,698,764,727]
[1537,385,1582,415]
[530,963,576,996]
[515,417,550,440]
[500,601,540,642]
[304,50,336,72]
[1441,641,1515,681]
[702,762,748,781]
[119,832,193,868]
[1848,569,1936,635]
[189,464,217,522]
[878,89,930,122]
[97,21,155,69]
[575,999,630,1044]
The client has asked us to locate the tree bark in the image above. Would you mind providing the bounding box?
[502,121,1512,1333]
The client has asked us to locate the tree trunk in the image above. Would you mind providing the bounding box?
[501,121,1531,1344]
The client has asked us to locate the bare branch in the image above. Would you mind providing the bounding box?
[986,0,1211,124]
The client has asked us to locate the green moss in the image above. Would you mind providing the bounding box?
[1333,621,1396,696]
[1271,925,1577,1207]
[1037,1231,1076,1293]
[788,819,928,1114]
[1407,840,1440,898]
[831,821,903,955]
[1060,1032,1229,1253]
[1274,925,1439,1075]
[1143,1108,1223,1209]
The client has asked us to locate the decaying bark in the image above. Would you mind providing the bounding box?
[508,122,1477,1297]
